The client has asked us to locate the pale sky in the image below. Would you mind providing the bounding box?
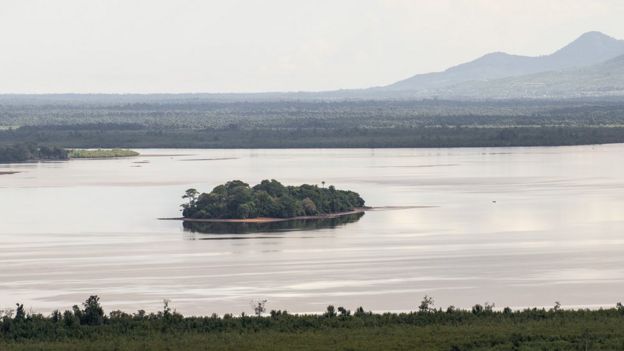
[1,0,623,93]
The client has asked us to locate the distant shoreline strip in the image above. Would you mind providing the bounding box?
[159,208,367,223]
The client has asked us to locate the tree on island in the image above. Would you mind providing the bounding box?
[181,179,365,219]
[181,188,199,210]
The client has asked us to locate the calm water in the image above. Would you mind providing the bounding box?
[1,145,624,315]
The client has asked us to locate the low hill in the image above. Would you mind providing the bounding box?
[382,31,624,94]
[444,54,624,99]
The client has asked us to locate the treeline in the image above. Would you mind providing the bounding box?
[0,143,67,163]
[3,99,624,148]
[182,180,365,219]
[2,296,624,350]
[3,98,624,129]
[5,125,624,149]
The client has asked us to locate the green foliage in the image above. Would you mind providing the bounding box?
[182,180,365,219]
[419,295,435,313]
[4,99,624,148]
[3,296,624,350]
[0,143,68,163]
[81,296,104,326]
[14,305,25,322]
[67,149,139,158]
[324,305,337,318]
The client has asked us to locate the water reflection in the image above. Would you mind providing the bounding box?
[182,212,365,234]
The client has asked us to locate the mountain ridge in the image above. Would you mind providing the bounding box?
[439,52,624,99]
[1,31,622,101]
[382,31,624,93]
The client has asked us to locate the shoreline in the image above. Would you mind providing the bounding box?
[160,208,368,223]
[69,156,138,160]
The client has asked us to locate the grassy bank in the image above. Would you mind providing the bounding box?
[68,149,139,158]
[2,297,624,350]
[4,321,624,351]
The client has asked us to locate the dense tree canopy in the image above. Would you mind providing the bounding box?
[3,296,624,350]
[4,98,624,148]
[0,143,68,163]
[181,180,365,219]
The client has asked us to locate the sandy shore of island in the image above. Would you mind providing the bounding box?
[158,206,435,223]
[159,208,368,223]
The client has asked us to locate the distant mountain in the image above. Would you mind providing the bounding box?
[2,31,622,102]
[443,53,624,99]
[382,31,624,93]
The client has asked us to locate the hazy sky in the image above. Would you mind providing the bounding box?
[1,0,623,93]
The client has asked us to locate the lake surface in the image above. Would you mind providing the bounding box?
[1,145,624,315]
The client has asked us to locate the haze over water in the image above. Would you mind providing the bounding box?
[1,145,623,315]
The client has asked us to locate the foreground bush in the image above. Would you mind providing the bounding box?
[2,296,624,350]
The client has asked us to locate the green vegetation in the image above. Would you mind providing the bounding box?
[182,180,365,219]
[0,144,138,163]
[68,148,139,158]
[3,98,624,148]
[2,296,624,350]
[0,143,68,163]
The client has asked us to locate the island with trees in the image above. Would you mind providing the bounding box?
[0,144,140,164]
[0,143,68,164]
[67,148,139,159]
[180,179,366,222]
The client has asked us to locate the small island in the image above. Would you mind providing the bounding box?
[0,144,140,163]
[68,148,140,159]
[180,179,366,222]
